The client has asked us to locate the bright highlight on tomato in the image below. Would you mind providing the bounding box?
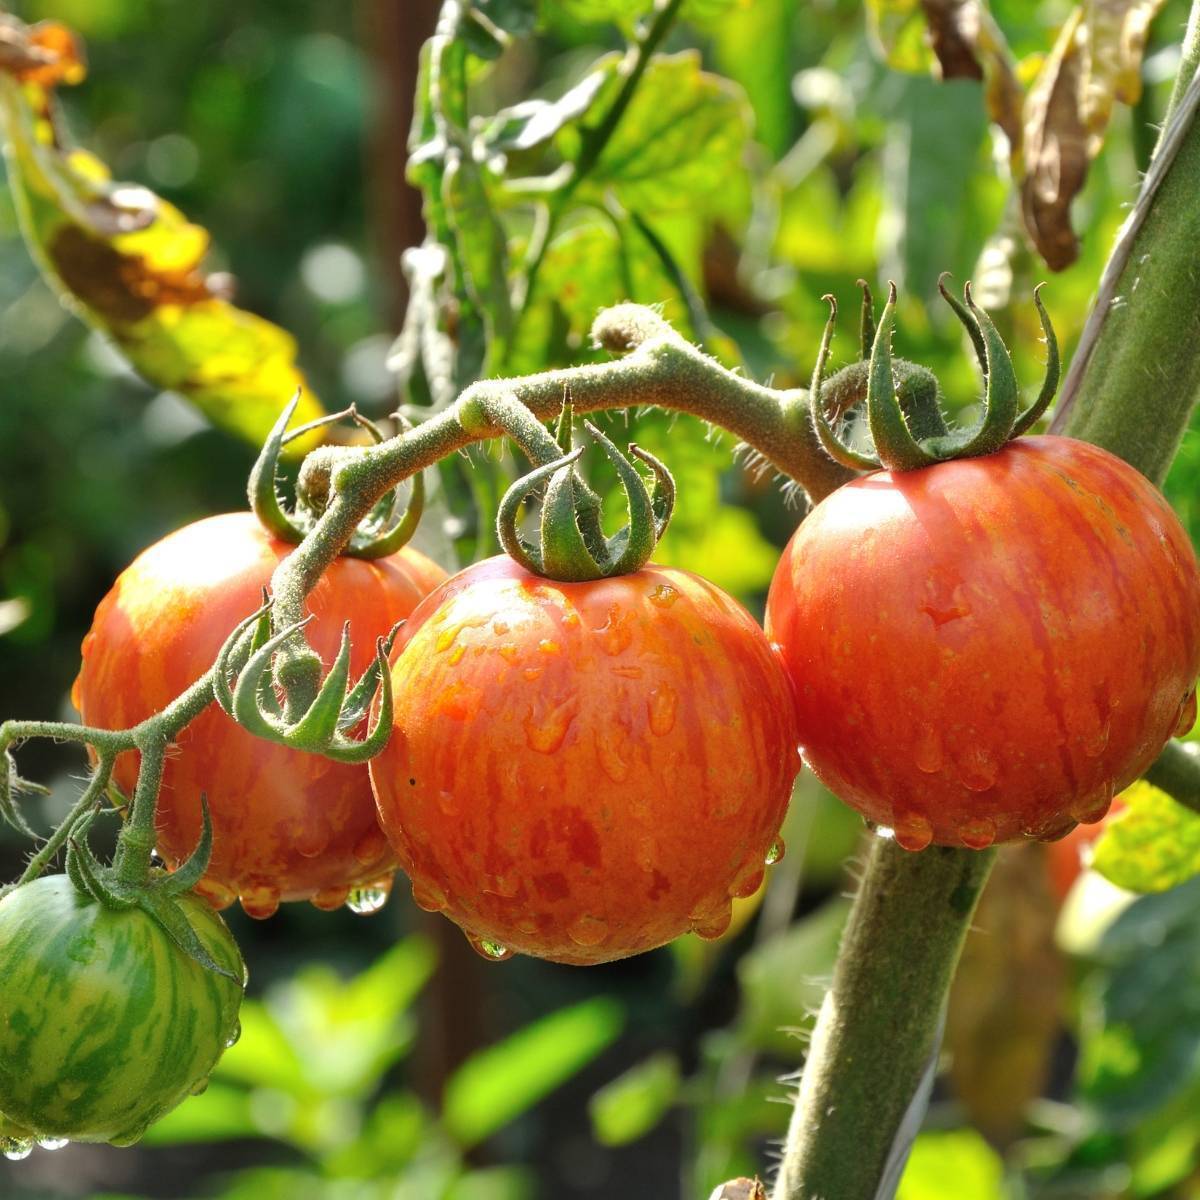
[369,555,800,965]
[72,512,446,917]
[766,436,1200,849]
[0,874,243,1147]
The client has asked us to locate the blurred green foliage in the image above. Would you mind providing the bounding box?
[4,1,1200,1199]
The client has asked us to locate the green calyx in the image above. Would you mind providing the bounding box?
[65,801,239,983]
[250,393,425,559]
[212,593,400,764]
[811,277,1060,474]
[496,398,675,582]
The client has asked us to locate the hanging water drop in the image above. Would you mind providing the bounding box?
[764,837,786,866]
[467,933,513,961]
[347,877,393,916]
[3,1140,32,1161]
[224,1019,242,1049]
[36,1137,68,1151]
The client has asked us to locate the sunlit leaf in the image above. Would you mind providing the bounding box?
[1092,780,1200,893]
[866,0,935,72]
[139,1082,256,1146]
[558,0,743,32]
[444,997,624,1146]
[589,1052,680,1145]
[0,17,325,450]
[896,1129,1004,1198]
[568,51,754,227]
[461,0,538,61]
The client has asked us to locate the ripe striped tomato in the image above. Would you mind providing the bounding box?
[0,874,242,1146]
[72,512,446,917]
[766,437,1200,849]
[369,556,800,965]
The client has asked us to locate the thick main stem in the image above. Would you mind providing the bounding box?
[771,840,994,1200]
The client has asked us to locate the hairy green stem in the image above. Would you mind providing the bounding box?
[1143,739,1200,813]
[772,840,995,1200]
[1163,0,1200,134]
[15,757,112,890]
[115,740,165,887]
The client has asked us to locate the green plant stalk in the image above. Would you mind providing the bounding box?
[772,841,994,1200]
[1143,739,1200,812]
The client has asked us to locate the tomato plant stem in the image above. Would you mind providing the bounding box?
[14,757,112,892]
[771,837,995,1200]
[1143,738,1200,813]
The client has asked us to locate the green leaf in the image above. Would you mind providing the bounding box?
[443,997,624,1146]
[737,897,850,1058]
[589,1052,680,1145]
[462,1,538,61]
[558,0,741,31]
[866,0,935,73]
[0,70,325,451]
[896,1129,1005,1199]
[1092,781,1200,894]
[139,1082,256,1146]
[447,1167,536,1200]
[568,51,754,226]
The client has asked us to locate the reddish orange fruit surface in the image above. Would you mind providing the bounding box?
[72,512,446,917]
[766,436,1200,850]
[369,556,800,965]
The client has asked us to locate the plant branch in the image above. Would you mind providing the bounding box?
[771,840,995,1200]
[1143,739,1200,813]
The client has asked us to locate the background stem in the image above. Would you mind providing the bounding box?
[771,840,995,1200]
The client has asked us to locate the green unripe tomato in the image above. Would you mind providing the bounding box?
[0,875,244,1147]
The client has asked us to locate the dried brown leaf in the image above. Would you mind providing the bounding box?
[1080,0,1165,141]
[708,1179,767,1200]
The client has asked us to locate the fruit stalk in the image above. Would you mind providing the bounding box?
[771,840,994,1200]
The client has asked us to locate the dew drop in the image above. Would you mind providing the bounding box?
[647,685,677,736]
[484,873,520,899]
[1175,689,1197,737]
[347,876,393,916]
[36,1137,68,1151]
[595,605,634,656]
[411,880,449,912]
[563,610,581,628]
[913,725,944,775]
[499,642,520,663]
[691,902,733,940]
[893,812,934,852]
[538,638,561,656]
[467,934,513,961]
[729,866,765,899]
[1083,717,1112,759]
[764,838,786,867]
[522,667,543,682]
[224,1020,242,1049]
[310,885,350,912]
[352,828,390,867]
[648,583,679,608]
[294,824,330,859]
[567,914,609,948]
[523,698,578,754]
[189,1077,210,1097]
[957,746,998,792]
[448,643,467,667]
[492,619,510,636]
[1071,781,1116,825]
[596,732,631,783]
[194,879,237,912]
[957,816,997,850]
[240,886,280,920]
[3,1140,32,1161]
[437,789,460,816]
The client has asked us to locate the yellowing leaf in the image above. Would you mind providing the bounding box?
[1092,780,1200,893]
[0,14,324,450]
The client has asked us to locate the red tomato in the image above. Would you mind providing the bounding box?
[765,437,1200,850]
[72,512,446,917]
[369,556,800,965]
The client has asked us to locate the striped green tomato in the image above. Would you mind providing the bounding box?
[0,874,244,1147]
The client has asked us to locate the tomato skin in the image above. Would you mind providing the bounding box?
[71,512,446,916]
[765,436,1200,849]
[369,556,799,965]
[0,874,243,1145]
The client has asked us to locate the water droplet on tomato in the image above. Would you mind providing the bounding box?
[483,873,520,899]
[690,902,733,940]
[893,813,934,852]
[411,880,449,912]
[224,1020,242,1049]
[310,885,350,912]
[436,789,460,816]
[194,879,237,912]
[448,643,466,666]
[523,698,577,754]
[522,667,543,682]
[567,915,609,947]
[1071,780,1116,825]
[729,865,765,899]
[492,619,510,636]
[957,816,997,850]
[240,886,280,920]
[647,685,677,736]
[499,642,520,663]
[294,824,330,859]
[3,1139,32,1161]
[36,1137,68,1151]
[189,1078,210,1097]
[765,838,786,866]
[347,876,393,915]
[597,732,631,783]
[539,638,561,656]
[913,725,944,774]
[595,605,633,656]
[957,746,998,792]
[649,583,679,608]
[1175,689,1197,737]
[1083,717,1112,759]
[467,934,513,961]
[352,828,390,867]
